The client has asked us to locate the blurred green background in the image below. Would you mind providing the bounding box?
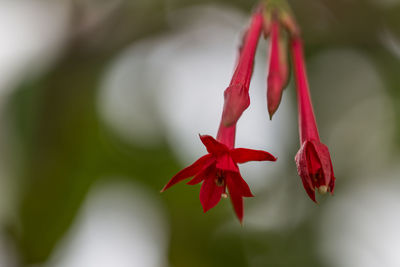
[0,0,400,266]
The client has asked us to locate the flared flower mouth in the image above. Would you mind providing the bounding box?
[162,135,276,222]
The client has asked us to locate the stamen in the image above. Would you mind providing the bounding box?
[318,186,328,194]
[215,171,225,186]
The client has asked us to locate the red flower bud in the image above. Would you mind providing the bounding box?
[291,37,335,202]
[221,10,263,126]
[267,18,288,119]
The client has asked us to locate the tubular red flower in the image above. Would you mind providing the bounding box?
[267,18,288,119]
[161,9,276,224]
[291,37,335,202]
[161,131,276,223]
[221,10,263,126]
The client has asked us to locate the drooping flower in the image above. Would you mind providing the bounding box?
[266,15,288,119]
[162,128,276,223]
[162,1,337,224]
[162,8,276,224]
[291,37,335,202]
[221,9,263,126]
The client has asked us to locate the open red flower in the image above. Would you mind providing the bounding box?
[161,134,276,223]
[291,37,335,202]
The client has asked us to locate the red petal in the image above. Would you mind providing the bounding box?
[328,156,336,194]
[199,176,224,213]
[231,194,244,223]
[295,142,316,202]
[161,154,213,192]
[226,172,255,223]
[300,174,316,202]
[199,135,228,154]
[215,153,239,172]
[226,180,244,223]
[309,140,334,187]
[329,172,336,194]
[226,172,254,197]
[187,164,215,185]
[230,148,276,163]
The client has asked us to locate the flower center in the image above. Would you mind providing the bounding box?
[311,168,323,183]
[215,171,225,186]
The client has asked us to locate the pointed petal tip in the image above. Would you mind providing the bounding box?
[201,200,212,213]
[237,210,244,225]
[247,187,255,198]
[186,179,199,186]
[201,202,215,213]
[308,195,317,203]
[308,191,318,204]
[162,154,213,191]
[199,134,228,154]
[230,148,276,163]
[160,184,169,193]
[267,105,278,120]
[198,133,214,141]
[235,211,244,226]
[329,185,335,196]
[306,188,317,203]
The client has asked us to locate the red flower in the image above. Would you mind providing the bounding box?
[221,10,263,126]
[161,134,276,223]
[291,37,335,202]
[162,8,276,223]
[266,17,288,119]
